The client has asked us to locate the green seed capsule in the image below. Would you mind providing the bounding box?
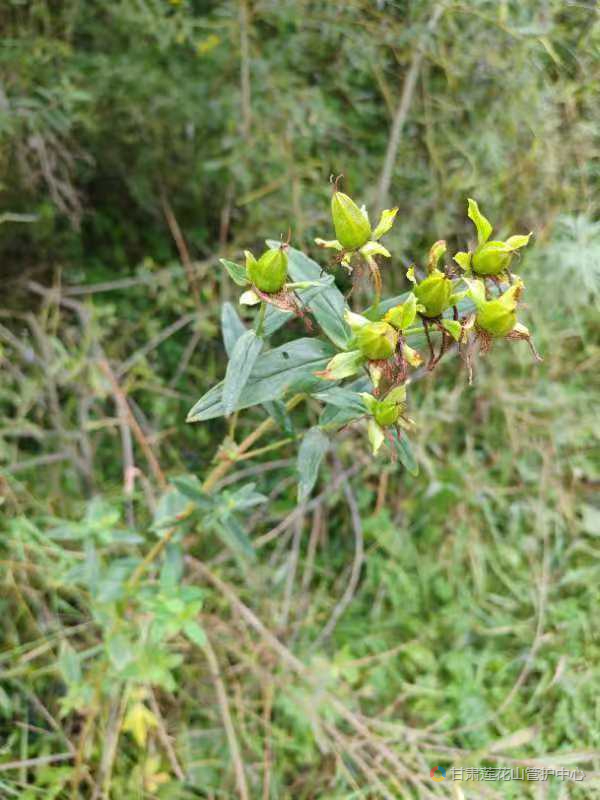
[331,192,372,251]
[373,400,401,428]
[476,281,522,337]
[247,247,288,293]
[476,301,516,337]
[472,241,513,276]
[413,269,453,318]
[355,321,398,360]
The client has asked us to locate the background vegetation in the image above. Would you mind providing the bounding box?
[1,0,599,797]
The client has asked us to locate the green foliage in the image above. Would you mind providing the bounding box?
[0,1,599,797]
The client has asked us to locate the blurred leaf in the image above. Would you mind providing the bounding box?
[187,338,335,421]
[183,620,207,647]
[221,302,246,357]
[297,427,329,501]
[122,702,158,748]
[390,429,419,476]
[220,258,248,287]
[222,330,263,415]
[213,512,256,561]
[468,198,493,245]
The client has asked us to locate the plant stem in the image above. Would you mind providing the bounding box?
[202,393,305,494]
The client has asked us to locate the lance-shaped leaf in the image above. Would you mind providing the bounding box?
[467,198,493,246]
[454,251,472,272]
[267,242,351,348]
[316,377,371,429]
[220,258,249,287]
[384,293,418,330]
[315,349,364,381]
[441,319,463,342]
[222,330,263,415]
[312,386,367,414]
[213,512,256,561]
[390,429,419,476]
[315,238,343,251]
[221,302,247,357]
[263,305,292,336]
[297,427,329,501]
[360,241,391,258]
[372,207,398,240]
[464,277,486,309]
[505,233,532,250]
[428,240,447,272]
[367,419,385,454]
[187,338,335,422]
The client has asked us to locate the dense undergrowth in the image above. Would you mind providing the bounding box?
[1,1,599,798]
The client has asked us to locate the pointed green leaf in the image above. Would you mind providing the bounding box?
[390,430,419,475]
[372,207,398,240]
[223,330,263,415]
[441,319,462,342]
[467,199,493,245]
[367,419,385,454]
[187,338,335,422]
[221,302,247,357]
[453,251,472,272]
[315,238,343,251]
[183,620,207,647]
[360,241,391,258]
[297,427,329,501]
[313,387,367,415]
[505,233,532,250]
[214,512,256,561]
[220,258,248,287]
[262,399,294,434]
[344,308,370,330]
[464,277,486,309]
[428,240,447,272]
[316,349,364,381]
[384,293,417,330]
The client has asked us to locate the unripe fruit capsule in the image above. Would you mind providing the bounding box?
[413,270,453,318]
[374,401,401,427]
[472,241,513,276]
[248,247,288,293]
[331,191,372,251]
[355,321,398,360]
[476,301,516,337]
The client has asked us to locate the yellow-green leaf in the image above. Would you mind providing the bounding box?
[467,198,493,245]
[122,703,158,748]
[372,207,399,240]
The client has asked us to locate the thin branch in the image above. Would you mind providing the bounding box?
[202,635,250,800]
[375,3,445,212]
[99,359,167,491]
[201,394,305,494]
[160,192,201,308]
[149,690,186,782]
